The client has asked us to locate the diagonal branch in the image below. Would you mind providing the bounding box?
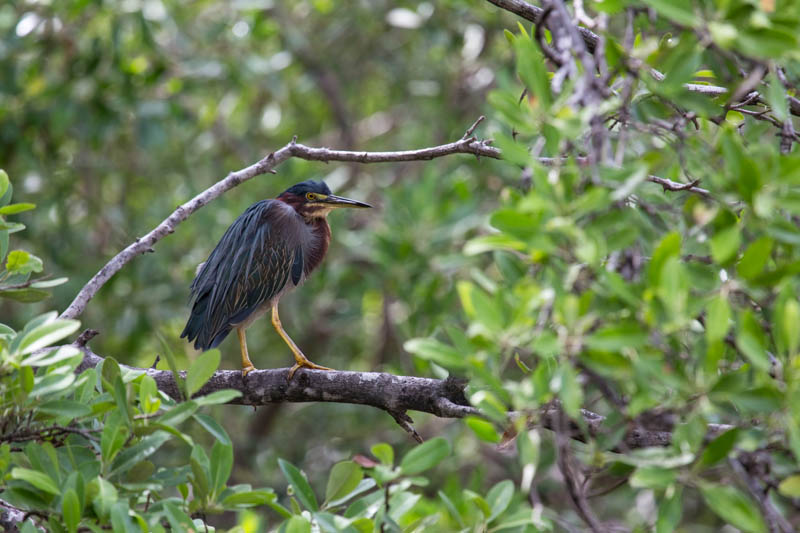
[486,0,599,53]
[59,134,500,321]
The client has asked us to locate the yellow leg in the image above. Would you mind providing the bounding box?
[271,303,332,379]
[237,327,256,377]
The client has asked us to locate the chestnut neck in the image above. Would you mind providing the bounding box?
[302,216,331,276]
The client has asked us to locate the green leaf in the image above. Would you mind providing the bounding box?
[17,320,81,355]
[112,377,131,427]
[0,170,8,199]
[648,232,681,286]
[0,202,35,215]
[778,475,800,498]
[38,400,92,419]
[101,411,129,464]
[158,332,185,401]
[190,447,211,501]
[6,250,43,275]
[642,0,697,27]
[399,437,451,475]
[738,28,798,60]
[22,346,81,367]
[735,311,770,371]
[193,413,231,446]
[279,458,319,511]
[62,488,81,533]
[20,521,38,533]
[403,338,466,369]
[554,365,582,418]
[585,322,649,352]
[110,432,171,477]
[285,515,311,533]
[705,295,731,342]
[31,371,75,397]
[109,501,135,533]
[326,478,377,509]
[465,416,501,443]
[699,482,766,533]
[370,443,394,466]
[88,477,117,520]
[193,388,242,406]
[656,488,683,533]
[737,237,773,280]
[673,414,707,454]
[464,234,527,255]
[29,277,68,289]
[156,399,198,426]
[221,489,276,508]
[630,467,677,489]
[697,428,739,470]
[0,220,24,233]
[325,461,363,503]
[778,298,800,357]
[711,225,741,265]
[100,358,121,390]
[185,349,220,397]
[163,502,194,531]
[0,288,50,302]
[515,35,551,109]
[138,375,160,415]
[210,440,233,496]
[765,71,788,122]
[486,479,514,523]
[11,467,60,495]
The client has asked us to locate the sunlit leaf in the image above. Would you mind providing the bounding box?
[399,437,451,475]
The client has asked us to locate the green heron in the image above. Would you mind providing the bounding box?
[181,180,372,379]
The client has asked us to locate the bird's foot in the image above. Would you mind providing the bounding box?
[241,364,256,378]
[287,358,333,380]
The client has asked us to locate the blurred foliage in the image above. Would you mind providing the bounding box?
[3,0,800,531]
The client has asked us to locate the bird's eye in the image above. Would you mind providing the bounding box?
[306,193,316,200]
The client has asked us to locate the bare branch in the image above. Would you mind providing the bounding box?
[555,411,606,532]
[485,0,599,53]
[645,175,711,198]
[730,455,793,533]
[59,132,500,320]
[463,115,486,139]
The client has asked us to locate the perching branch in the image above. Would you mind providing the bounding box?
[70,343,733,447]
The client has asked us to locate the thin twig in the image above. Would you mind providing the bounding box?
[462,115,486,139]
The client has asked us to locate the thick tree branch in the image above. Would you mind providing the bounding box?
[70,343,733,448]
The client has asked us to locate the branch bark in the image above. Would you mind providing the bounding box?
[70,343,733,448]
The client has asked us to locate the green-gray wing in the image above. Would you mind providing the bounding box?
[180,200,303,350]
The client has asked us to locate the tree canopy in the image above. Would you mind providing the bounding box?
[2,0,800,531]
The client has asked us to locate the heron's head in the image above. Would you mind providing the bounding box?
[277,180,372,218]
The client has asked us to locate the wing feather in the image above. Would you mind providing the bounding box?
[180,200,305,350]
